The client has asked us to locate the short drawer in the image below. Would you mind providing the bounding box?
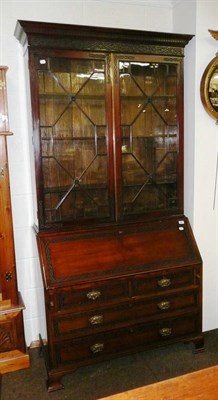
[51,289,198,339]
[131,267,201,297]
[49,279,129,312]
[51,314,200,367]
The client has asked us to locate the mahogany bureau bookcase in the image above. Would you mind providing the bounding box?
[14,21,204,392]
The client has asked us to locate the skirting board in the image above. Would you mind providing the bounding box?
[29,339,47,349]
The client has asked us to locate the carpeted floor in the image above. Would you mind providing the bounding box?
[1,329,218,400]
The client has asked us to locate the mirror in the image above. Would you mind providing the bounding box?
[200,55,218,122]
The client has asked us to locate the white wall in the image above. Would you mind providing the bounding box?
[194,1,218,331]
[0,0,217,346]
[173,0,218,331]
[173,1,197,224]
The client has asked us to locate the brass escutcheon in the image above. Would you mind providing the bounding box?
[0,166,5,177]
[5,271,13,281]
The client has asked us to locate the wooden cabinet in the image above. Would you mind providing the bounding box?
[36,216,203,392]
[14,21,203,391]
[0,67,30,373]
[15,22,189,229]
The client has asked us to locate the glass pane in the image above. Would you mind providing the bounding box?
[119,60,178,216]
[38,56,110,224]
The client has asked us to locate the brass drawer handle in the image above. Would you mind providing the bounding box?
[159,327,172,337]
[89,315,104,325]
[86,290,102,301]
[157,300,171,311]
[90,343,104,354]
[157,277,171,288]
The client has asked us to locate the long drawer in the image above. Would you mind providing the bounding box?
[50,314,200,368]
[50,289,199,339]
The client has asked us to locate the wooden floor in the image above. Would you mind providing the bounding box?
[99,365,218,400]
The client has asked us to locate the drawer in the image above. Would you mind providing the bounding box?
[132,289,198,320]
[49,279,129,312]
[51,289,198,339]
[51,302,132,338]
[131,267,200,297]
[51,314,200,367]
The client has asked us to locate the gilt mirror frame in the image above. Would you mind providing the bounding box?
[200,30,218,122]
[201,56,218,121]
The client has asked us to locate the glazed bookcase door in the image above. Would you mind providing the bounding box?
[30,51,114,228]
[113,54,183,220]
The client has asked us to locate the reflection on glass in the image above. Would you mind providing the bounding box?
[38,57,109,223]
[119,60,178,216]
